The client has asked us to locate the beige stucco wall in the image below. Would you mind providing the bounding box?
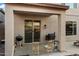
[5,4,15,56]
[65,9,79,42]
[66,9,79,15]
[14,13,59,43]
[7,4,65,15]
[19,5,79,51]
[5,3,66,56]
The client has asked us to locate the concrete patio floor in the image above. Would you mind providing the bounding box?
[14,41,79,56]
[42,41,79,56]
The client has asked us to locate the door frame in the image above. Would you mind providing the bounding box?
[24,19,41,44]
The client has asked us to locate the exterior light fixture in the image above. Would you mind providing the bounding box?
[44,24,47,29]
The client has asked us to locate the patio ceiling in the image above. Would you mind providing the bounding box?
[14,10,55,16]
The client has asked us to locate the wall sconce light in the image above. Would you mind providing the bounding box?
[44,24,47,29]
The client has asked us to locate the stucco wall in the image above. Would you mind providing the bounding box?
[5,3,66,55]
[14,13,58,43]
[7,4,65,15]
[11,4,79,54]
[65,9,79,42]
[5,4,15,56]
[14,4,79,46]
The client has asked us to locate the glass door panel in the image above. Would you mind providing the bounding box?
[25,20,32,43]
[33,21,40,42]
[25,20,40,43]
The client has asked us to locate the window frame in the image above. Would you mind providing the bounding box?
[66,21,77,36]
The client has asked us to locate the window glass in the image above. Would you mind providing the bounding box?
[66,21,77,36]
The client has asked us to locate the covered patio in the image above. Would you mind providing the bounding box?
[5,3,69,56]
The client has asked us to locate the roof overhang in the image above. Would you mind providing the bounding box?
[13,3,69,16]
[14,10,57,16]
[23,3,69,10]
[6,3,68,17]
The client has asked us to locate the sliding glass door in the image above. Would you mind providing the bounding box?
[25,20,40,43]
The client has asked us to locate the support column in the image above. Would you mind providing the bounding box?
[5,4,14,56]
[58,14,66,52]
